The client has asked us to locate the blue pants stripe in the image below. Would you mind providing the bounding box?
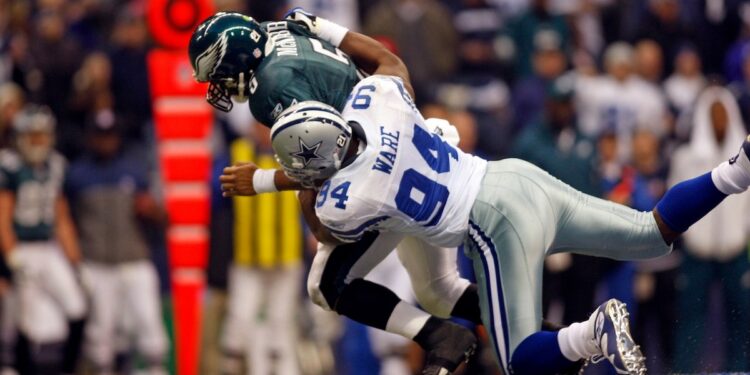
[469,220,511,370]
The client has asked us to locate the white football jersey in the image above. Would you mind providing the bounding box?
[314,75,488,247]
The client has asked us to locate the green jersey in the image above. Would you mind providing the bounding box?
[0,150,66,241]
[249,21,362,127]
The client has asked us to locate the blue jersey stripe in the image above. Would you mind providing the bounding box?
[325,216,390,241]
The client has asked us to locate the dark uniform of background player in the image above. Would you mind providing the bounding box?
[189,11,484,374]
[0,106,86,375]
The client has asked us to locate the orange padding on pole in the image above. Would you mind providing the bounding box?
[167,226,209,269]
[165,184,210,225]
[153,98,213,140]
[172,270,204,375]
[160,142,211,182]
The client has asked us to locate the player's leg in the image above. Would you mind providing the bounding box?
[220,264,260,374]
[655,137,750,242]
[266,265,302,375]
[80,263,119,373]
[365,252,415,375]
[395,237,479,323]
[121,260,168,372]
[0,290,17,373]
[14,244,69,374]
[43,244,86,375]
[308,232,476,374]
[465,197,579,374]
[469,160,639,374]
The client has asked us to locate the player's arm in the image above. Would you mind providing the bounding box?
[0,190,16,256]
[285,9,414,97]
[339,33,413,96]
[298,189,342,246]
[220,162,304,197]
[55,196,81,264]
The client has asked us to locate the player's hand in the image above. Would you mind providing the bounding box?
[284,7,318,33]
[65,248,82,266]
[221,162,259,197]
[5,249,27,283]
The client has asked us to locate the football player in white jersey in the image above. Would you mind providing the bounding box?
[214,9,490,375]
[231,71,750,375]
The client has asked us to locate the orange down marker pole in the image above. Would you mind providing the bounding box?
[146,1,214,374]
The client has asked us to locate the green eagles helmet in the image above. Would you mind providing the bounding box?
[188,12,267,112]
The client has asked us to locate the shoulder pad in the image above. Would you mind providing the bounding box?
[0,150,22,172]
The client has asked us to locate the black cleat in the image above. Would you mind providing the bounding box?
[417,320,477,375]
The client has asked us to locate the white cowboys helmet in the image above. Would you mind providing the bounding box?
[271,101,352,187]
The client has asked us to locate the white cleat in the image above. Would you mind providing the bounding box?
[728,135,750,169]
[588,299,646,375]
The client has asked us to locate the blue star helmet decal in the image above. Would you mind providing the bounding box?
[292,138,324,166]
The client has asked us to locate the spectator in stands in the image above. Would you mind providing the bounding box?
[26,9,84,123]
[511,28,568,133]
[0,83,23,148]
[450,0,504,77]
[108,5,151,147]
[632,0,693,75]
[65,113,168,375]
[670,86,750,372]
[664,45,706,118]
[683,0,743,76]
[499,0,571,79]
[635,39,664,83]
[730,51,750,130]
[513,75,598,195]
[575,42,668,161]
[63,52,114,160]
[0,106,86,375]
[363,0,458,100]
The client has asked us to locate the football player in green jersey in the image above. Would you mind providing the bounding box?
[189,11,483,374]
[0,106,86,374]
[189,11,411,127]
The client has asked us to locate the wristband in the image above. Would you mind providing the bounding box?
[316,17,349,48]
[253,169,278,193]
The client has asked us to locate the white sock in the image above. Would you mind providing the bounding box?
[711,148,750,194]
[385,301,431,339]
[557,310,599,361]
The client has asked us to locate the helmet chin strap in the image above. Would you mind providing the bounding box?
[233,72,248,103]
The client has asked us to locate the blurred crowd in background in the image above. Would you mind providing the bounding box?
[1,0,750,374]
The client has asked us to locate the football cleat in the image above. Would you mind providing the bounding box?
[728,135,750,169]
[589,299,646,375]
[420,322,477,375]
